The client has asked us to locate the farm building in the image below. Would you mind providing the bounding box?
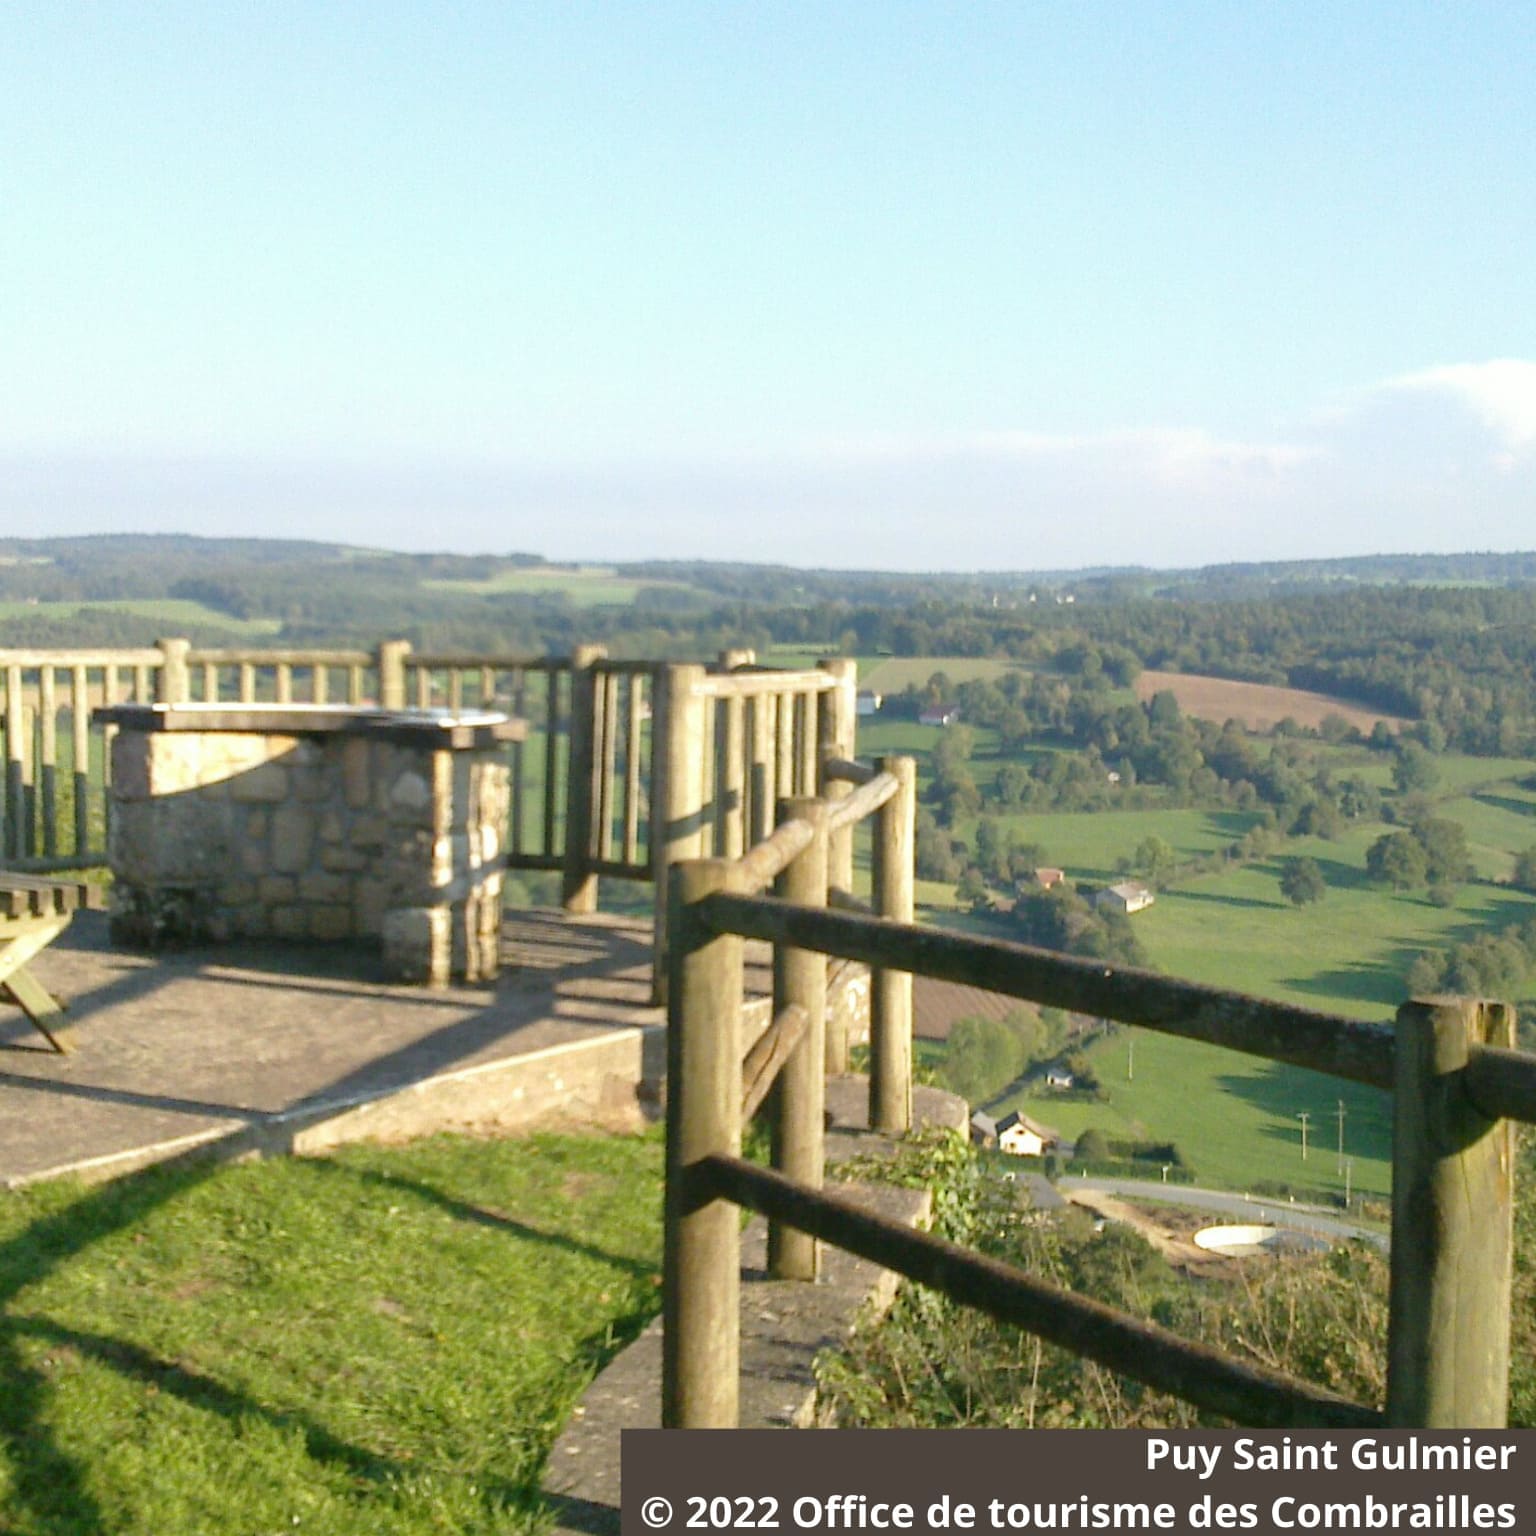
[996,1111,1057,1157]
[855,690,883,716]
[969,1111,998,1148]
[1094,880,1155,915]
[918,706,960,727]
[1027,866,1065,890]
[1043,1068,1075,1090]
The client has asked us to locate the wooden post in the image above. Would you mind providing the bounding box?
[871,755,917,1134]
[5,665,23,861]
[561,644,607,914]
[155,638,191,705]
[622,676,644,867]
[748,695,774,848]
[716,650,753,861]
[817,658,858,898]
[71,664,89,856]
[650,664,709,1004]
[1386,997,1515,1427]
[377,640,411,709]
[38,667,57,860]
[771,799,828,1280]
[663,858,744,1427]
[597,670,619,863]
[720,697,746,860]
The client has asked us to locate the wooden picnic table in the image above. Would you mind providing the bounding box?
[0,873,106,1053]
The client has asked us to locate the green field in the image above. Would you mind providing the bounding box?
[970,806,1264,882]
[423,566,694,606]
[0,599,280,636]
[995,1026,1393,1199]
[1437,785,1536,881]
[860,656,1033,693]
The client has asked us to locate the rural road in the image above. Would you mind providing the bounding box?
[1069,1176,1389,1250]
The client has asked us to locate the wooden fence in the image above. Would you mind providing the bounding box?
[665,827,1535,1428]
[0,639,857,996]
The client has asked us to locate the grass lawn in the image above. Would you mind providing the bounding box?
[0,1132,663,1535]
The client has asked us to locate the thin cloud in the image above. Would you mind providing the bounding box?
[818,425,1317,484]
[1380,359,1536,452]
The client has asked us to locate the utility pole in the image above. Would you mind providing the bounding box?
[1127,1029,1134,1082]
[1297,1111,1310,1162]
[1335,1099,1347,1175]
[1344,1158,1353,1209]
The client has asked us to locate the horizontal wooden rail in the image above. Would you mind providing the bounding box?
[0,648,163,668]
[741,1005,809,1121]
[703,894,1401,1091]
[823,757,876,785]
[697,1153,1381,1429]
[1464,1042,1536,1129]
[694,670,838,700]
[408,652,564,671]
[734,818,816,895]
[825,769,897,832]
[185,647,372,666]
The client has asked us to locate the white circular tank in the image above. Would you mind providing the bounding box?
[1193,1224,1329,1257]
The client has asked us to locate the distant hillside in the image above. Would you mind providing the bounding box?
[6,536,1536,756]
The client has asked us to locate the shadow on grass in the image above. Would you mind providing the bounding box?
[305,1158,660,1281]
[0,1145,653,1532]
[1164,888,1280,912]
[1213,1061,1393,1163]
[1474,792,1536,822]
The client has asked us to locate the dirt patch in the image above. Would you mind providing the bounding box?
[1065,1188,1238,1276]
[1134,671,1408,734]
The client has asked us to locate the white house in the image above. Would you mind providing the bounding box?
[1094,880,1155,915]
[919,706,960,727]
[856,690,883,717]
[995,1111,1057,1157]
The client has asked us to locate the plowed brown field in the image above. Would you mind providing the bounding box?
[1133,670,1408,733]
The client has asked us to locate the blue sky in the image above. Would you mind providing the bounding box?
[3,3,1534,570]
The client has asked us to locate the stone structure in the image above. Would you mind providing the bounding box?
[99,705,522,984]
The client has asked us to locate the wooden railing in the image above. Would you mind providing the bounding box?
[0,639,858,997]
[664,864,1533,1428]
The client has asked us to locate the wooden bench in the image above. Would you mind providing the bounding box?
[0,873,106,1053]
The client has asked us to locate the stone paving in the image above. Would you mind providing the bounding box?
[0,907,668,1187]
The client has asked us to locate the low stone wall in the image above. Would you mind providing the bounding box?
[105,709,516,984]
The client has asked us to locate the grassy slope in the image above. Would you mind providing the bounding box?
[422,567,693,606]
[0,599,280,635]
[0,1132,662,1536]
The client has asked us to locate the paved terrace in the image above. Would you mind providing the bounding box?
[0,908,679,1188]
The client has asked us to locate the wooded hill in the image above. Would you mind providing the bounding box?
[6,535,1536,754]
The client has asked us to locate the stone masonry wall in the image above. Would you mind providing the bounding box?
[109,729,509,983]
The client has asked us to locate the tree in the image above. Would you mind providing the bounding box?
[1392,743,1440,795]
[1366,830,1429,890]
[995,761,1030,808]
[955,866,992,913]
[1411,817,1471,887]
[1514,846,1536,893]
[1074,1128,1110,1163]
[1133,834,1177,886]
[1279,857,1327,906]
